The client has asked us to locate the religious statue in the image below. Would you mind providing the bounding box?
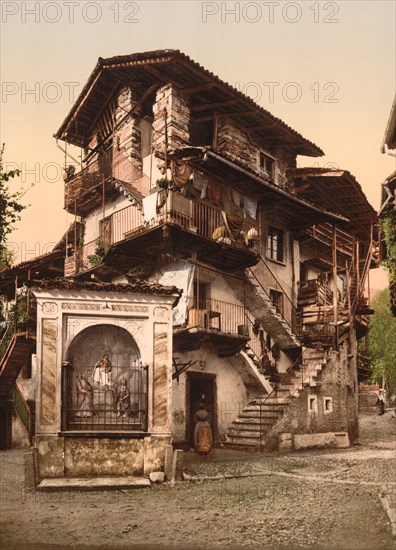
[115,379,131,418]
[75,373,94,418]
[93,352,113,389]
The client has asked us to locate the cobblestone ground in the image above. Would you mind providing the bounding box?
[0,411,395,550]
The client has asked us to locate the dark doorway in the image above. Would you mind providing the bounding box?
[186,372,217,447]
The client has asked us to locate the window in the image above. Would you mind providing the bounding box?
[259,152,275,181]
[308,395,318,413]
[323,397,333,414]
[269,289,283,316]
[267,227,284,262]
[193,280,210,310]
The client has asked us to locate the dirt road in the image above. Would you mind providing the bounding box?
[1,411,395,550]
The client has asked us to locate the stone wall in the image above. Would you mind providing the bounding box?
[268,338,359,446]
[216,117,296,188]
[152,84,190,159]
[113,84,144,183]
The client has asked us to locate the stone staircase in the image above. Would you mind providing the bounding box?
[225,349,329,449]
[0,334,36,399]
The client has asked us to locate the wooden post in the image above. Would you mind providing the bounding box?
[213,111,219,149]
[102,176,106,234]
[26,269,31,337]
[164,107,168,181]
[346,260,352,323]
[332,224,338,348]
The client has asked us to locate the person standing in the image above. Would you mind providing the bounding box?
[194,403,213,455]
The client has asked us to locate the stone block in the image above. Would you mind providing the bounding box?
[294,432,337,451]
[172,449,184,481]
[25,448,38,489]
[278,433,293,453]
[35,434,65,478]
[149,471,165,484]
[164,445,173,480]
[334,432,350,448]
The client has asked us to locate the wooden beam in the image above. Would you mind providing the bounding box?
[190,99,239,112]
[182,82,217,94]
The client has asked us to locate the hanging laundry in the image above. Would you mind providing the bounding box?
[208,179,223,206]
[143,193,158,223]
[244,196,258,220]
[156,189,168,212]
[221,211,243,241]
[193,170,208,199]
[171,158,193,188]
[159,260,195,326]
[231,189,242,208]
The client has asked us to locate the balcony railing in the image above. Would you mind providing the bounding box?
[64,150,112,209]
[187,298,246,335]
[78,190,259,272]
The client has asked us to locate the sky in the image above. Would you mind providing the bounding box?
[1,0,395,289]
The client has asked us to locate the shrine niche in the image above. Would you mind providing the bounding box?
[63,324,148,432]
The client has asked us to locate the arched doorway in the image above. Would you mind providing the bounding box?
[63,324,148,432]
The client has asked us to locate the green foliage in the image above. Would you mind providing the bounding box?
[0,144,26,259]
[361,288,396,393]
[87,240,108,268]
[155,177,170,190]
[380,206,396,287]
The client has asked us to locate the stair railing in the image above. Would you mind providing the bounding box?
[0,320,15,365]
[11,384,31,438]
[248,263,300,339]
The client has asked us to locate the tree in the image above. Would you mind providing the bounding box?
[360,288,396,394]
[0,144,25,269]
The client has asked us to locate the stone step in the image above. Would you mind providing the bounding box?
[223,440,262,449]
[233,416,279,425]
[227,433,260,443]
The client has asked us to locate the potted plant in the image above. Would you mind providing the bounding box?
[63,164,76,181]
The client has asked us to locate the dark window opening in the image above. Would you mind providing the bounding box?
[193,280,211,310]
[259,152,275,180]
[267,227,284,262]
[190,119,214,147]
[269,289,284,316]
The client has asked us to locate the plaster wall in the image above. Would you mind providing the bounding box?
[172,347,249,444]
[83,193,132,245]
[216,117,296,188]
[269,338,359,445]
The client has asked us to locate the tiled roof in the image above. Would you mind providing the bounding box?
[29,278,181,298]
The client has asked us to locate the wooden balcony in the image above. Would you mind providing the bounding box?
[174,298,250,356]
[64,151,113,216]
[75,190,259,276]
[297,278,350,348]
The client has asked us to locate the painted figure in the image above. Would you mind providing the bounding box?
[75,373,94,417]
[116,379,131,417]
[194,403,213,455]
[93,352,113,388]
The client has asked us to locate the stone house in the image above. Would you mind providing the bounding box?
[0,50,378,476]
